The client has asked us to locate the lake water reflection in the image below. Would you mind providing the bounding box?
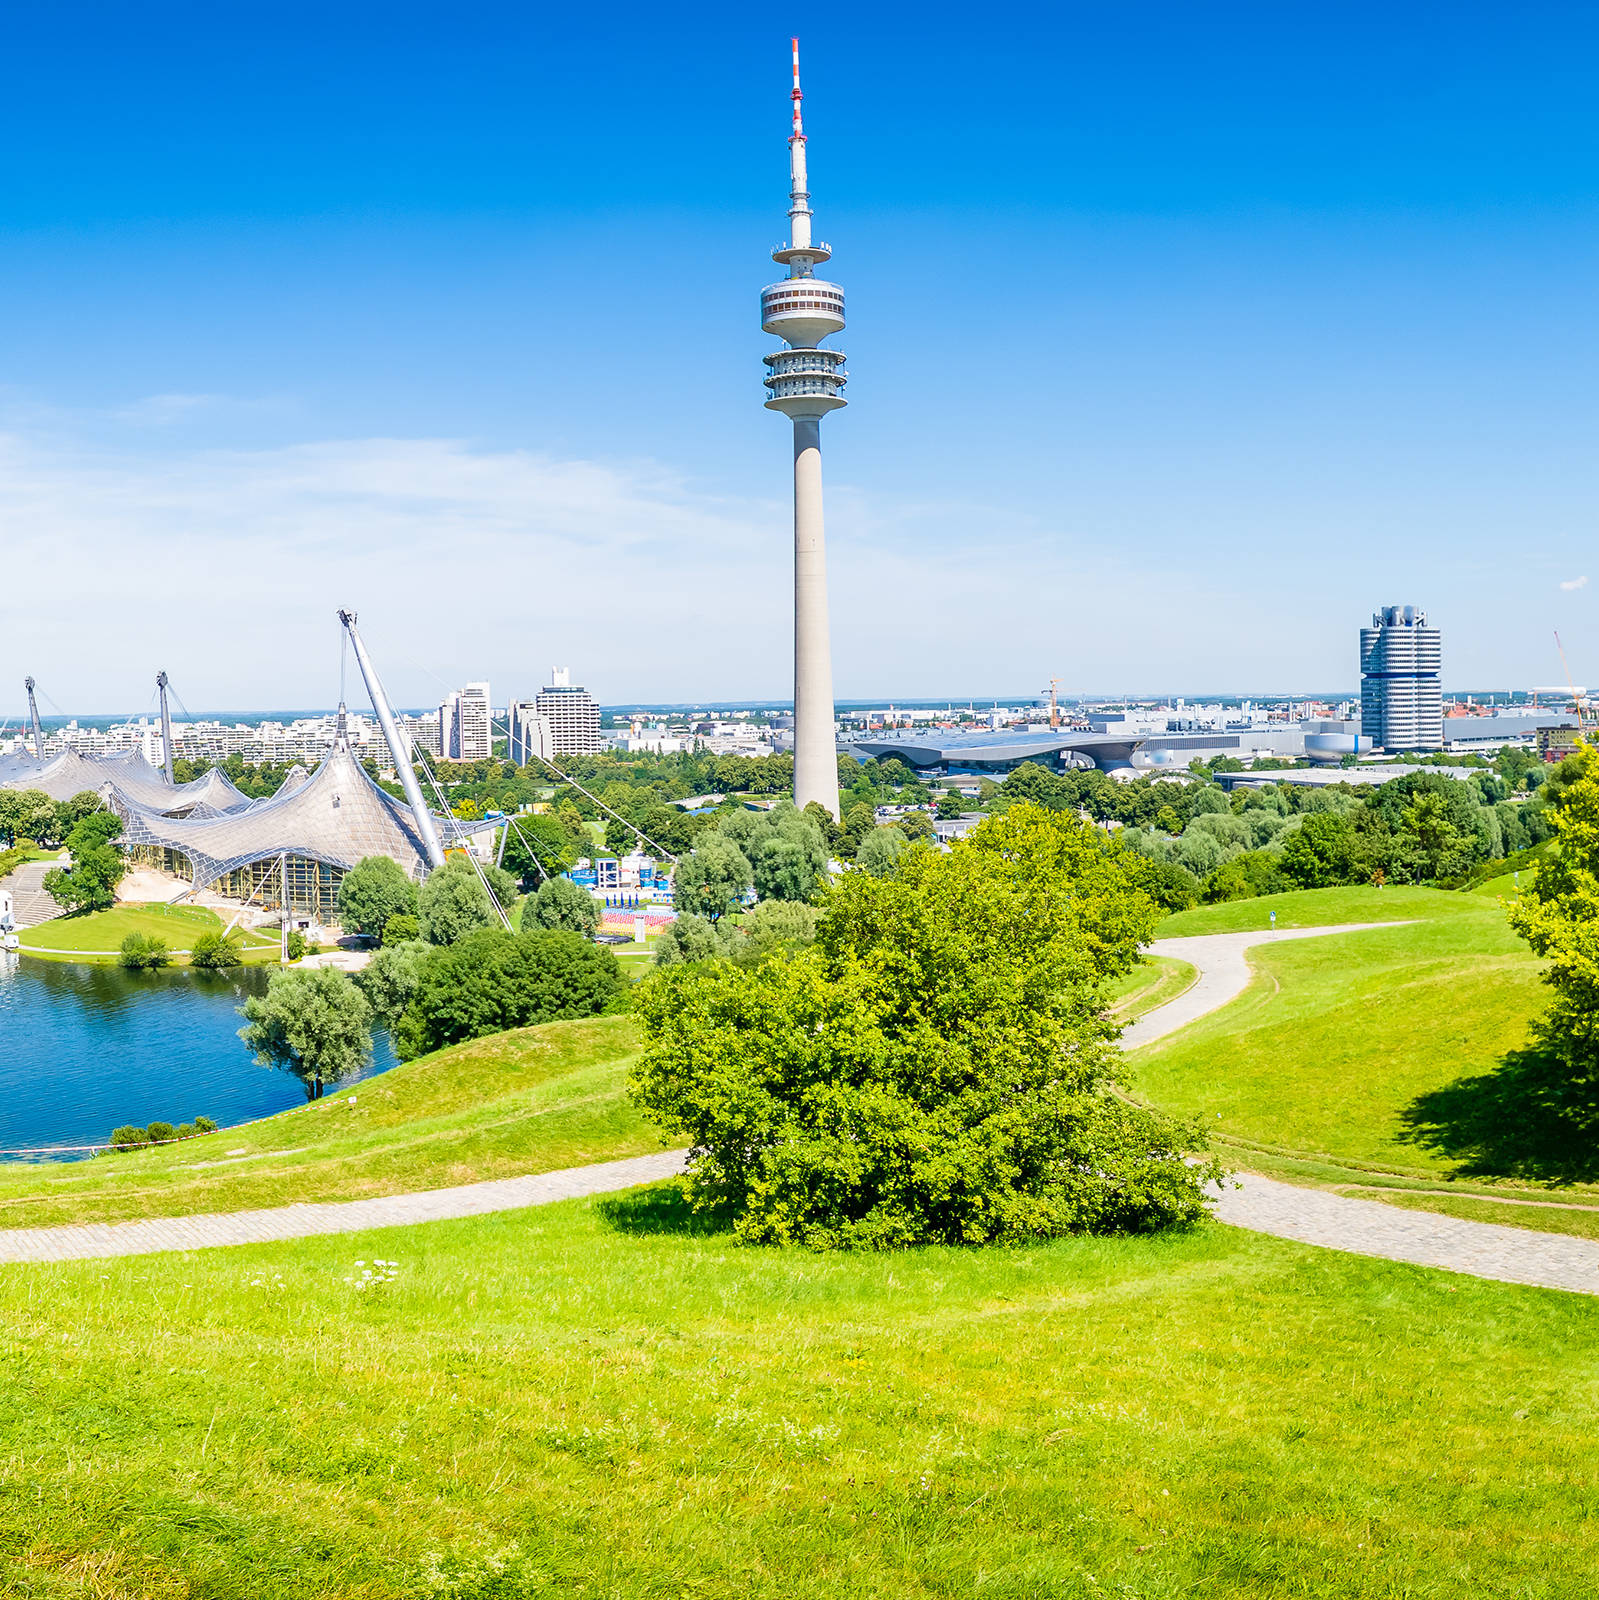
[0,954,397,1155]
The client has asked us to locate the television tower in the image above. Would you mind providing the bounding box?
[761,38,846,819]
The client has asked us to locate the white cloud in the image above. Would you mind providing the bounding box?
[0,422,1255,715]
[1561,575,1589,591]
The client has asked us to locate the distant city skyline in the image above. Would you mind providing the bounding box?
[1,3,1596,715]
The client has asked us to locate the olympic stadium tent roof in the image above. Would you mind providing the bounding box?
[0,749,256,816]
[109,741,434,889]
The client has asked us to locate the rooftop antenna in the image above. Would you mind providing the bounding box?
[155,671,175,786]
[336,609,447,870]
[23,678,43,760]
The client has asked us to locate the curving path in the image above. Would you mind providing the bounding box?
[2,919,1598,1293]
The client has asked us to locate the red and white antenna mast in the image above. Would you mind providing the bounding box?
[790,37,805,142]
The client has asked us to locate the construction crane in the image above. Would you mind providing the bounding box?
[1044,677,1062,731]
[1553,632,1599,736]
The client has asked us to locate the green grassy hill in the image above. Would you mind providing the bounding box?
[0,1015,657,1228]
[1135,886,1599,1226]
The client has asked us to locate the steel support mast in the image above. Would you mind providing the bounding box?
[155,671,176,786]
[336,610,447,870]
[23,678,43,760]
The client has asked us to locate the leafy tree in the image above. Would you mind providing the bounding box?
[935,789,965,820]
[44,812,125,914]
[354,939,431,1027]
[1399,790,1469,881]
[898,810,935,843]
[654,913,730,965]
[1507,742,1599,1097]
[672,834,753,922]
[856,825,908,878]
[418,858,499,945]
[190,931,243,969]
[0,789,59,848]
[382,913,420,946]
[727,899,818,967]
[803,800,843,852]
[118,933,170,970]
[1278,812,1365,889]
[239,966,373,1098]
[398,928,624,1058]
[528,875,602,936]
[1203,849,1287,903]
[631,803,1217,1249]
[1134,856,1200,912]
[999,762,1068,809]
[500,812,584,884]
[336,855,420,941]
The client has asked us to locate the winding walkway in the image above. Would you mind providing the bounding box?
[4,919,1599,1293]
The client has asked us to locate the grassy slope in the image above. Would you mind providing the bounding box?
[1158,884,1483,937]
[0,1015,658,1228]
[4,1202,1599,1597]
[1136,892,1542,1177]
[1105,953,1197,1021]
[20,902,279,963]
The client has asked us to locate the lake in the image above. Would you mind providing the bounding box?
[0,954,398,1156]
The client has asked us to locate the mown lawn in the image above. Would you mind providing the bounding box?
[0,1016,658,1228]
[1158,884,1485,937]
[1135,892,1543,1177]
[19,902,279,964]
[1105,953,1196,1021]
[3,1200,1599,1598]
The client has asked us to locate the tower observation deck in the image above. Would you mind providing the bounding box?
[762,38,845,819]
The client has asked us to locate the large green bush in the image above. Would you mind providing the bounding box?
[631,802,1218,1249]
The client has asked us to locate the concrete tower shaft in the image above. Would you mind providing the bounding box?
[760,38,844,819]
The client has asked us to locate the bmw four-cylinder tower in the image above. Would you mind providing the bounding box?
[762,38,845,819]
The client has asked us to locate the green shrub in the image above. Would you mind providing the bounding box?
[146,1122,176,1143]
[398,927,624,1059]
[190,930,243,969]
[109,1125,150,1149]
[632,803,1219,1250]
[194,1115,217,1132]
[382,913,420,946]
[119,933,170,970]
[175,1123,195,1139]
[285,930,308,962]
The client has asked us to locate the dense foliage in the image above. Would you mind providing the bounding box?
[526,874,602,935]
[336,855,420,941]
[118,932,170,970]
[396,927,624,1059]
[1507,743,1599,1092]
[990,749,1554,907]
[417,857,500,945]
[633,803,1219,1249]
[190,930,243,969]
[239,967,374,1097]
[45,812,126,914]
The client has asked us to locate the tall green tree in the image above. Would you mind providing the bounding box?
[418,858,499,945]
[672,834,753,922]
[336,855,420,941]
[528,875,602,935]
[239,967,373,1098]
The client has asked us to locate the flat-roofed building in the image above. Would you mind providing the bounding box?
[535,668,602,754]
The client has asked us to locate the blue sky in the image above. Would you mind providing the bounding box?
[2,1,1596,714]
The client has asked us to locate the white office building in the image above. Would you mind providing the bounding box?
[1360,606,1443,751]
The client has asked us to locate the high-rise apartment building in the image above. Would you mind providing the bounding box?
[534,667,601,754]
[439,681,491,762]
[508,701,553,767]
[1360,606,1443,751]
